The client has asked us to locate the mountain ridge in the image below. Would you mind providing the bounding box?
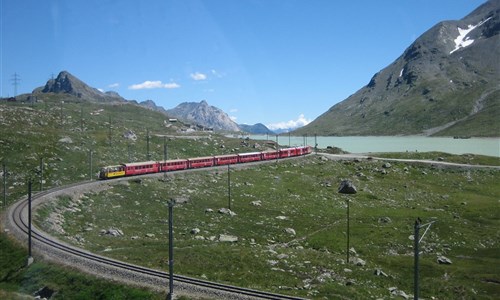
[295,0,499,137]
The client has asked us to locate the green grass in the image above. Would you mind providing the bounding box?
[0,233,164,300]
[37,156,500,299]
[2,96,500,299]
[373,151,500,166]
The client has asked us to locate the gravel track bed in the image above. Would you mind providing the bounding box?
[3,165,306,300]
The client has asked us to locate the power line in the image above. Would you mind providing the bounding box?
[11,72,20,97]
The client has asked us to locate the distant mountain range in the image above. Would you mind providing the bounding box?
[295,0,499,137]
[30,71,272,134]
[28,1,499,138]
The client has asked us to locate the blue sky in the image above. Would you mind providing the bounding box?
[1,0,486,130]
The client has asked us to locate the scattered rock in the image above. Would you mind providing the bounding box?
[190,228,200,235]
[218,208,236,216]
[374,268,388,277]
[251,200,262,206]
[389,287,409,299]
[277,254,289,260]
[34,286,55,299]
[382,162,392,169]
[145,233,155,238]
[104,228,123,237]
[219,234,238,243]
[58,137,73,144]
[205,208,214,213]
[123,130,137,141]
[350,257,366,266]
[276,216,288,220]
[437,255,452,265]
[338,180,357,194]
[378,217,392,224]
[284,228,296,236]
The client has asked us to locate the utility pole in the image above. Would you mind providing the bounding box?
[163,136,167,179]
[227,164,231,210]
[80,104,84,131]
[27,180,33,266]
[146,129,150,160]
[276,135,279,161]
[89,150,93,180]
[2,162,6,207]
[315,134,317,153]
[60,101,64,127]
[108,115,112,146]
[39,157,44,191]
[167,200,175,300]
[11,73,20,97]
[414,218,436,300]
[338,180,357,264]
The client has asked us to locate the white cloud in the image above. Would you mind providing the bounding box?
[229,108,238,113]
[267,114,312,131]
[108,83,120,88]
[230,116,237,122]
[190,72,207,81]
[128,80,180,90]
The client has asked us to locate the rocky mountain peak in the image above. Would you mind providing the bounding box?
[34,70,126,103]
[166,100,240,132]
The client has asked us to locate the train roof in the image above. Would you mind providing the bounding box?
[123,161,158,167]
[238,152,262,156]
[187,156,214,160]
[160,158,188,163]
[214,154,238,158]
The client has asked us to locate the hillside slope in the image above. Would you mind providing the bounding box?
[296,0,499,137]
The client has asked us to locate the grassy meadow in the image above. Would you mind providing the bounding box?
[1,97,499,299]
[37,155,500,299]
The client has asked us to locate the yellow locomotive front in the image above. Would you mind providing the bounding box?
[98,165,126,179]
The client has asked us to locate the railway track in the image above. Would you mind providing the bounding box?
[5,170,308,300]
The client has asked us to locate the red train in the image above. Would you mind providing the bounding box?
[98,146,312,179]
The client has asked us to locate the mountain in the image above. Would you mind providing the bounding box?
[33,71,127,103]
[166,100,241,132]
[295,0,500,137]
[238,123,275,134]
[139,99,171,115]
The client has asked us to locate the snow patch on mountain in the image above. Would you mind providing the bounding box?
[450,17,492,54]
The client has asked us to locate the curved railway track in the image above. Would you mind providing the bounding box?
[5,166,308,300]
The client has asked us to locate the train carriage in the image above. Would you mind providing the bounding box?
[261,150,280,160]
[238,152,262,163]
[297,146,312,155]
[160,159,188,172]
[214,154,239,165]
[279,147,298,158]
[124,161,160,176]
[188,156,215,169]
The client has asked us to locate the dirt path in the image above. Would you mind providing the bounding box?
[318,153,500,170]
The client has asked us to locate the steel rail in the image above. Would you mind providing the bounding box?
[7,162,309,300]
